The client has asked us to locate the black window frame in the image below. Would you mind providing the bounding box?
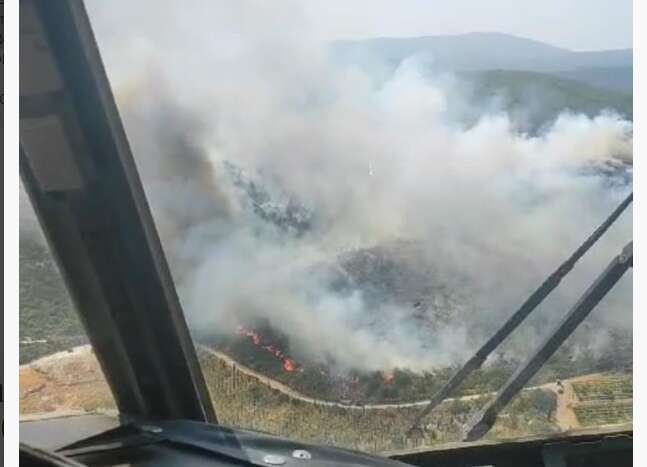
[19,0,216,423]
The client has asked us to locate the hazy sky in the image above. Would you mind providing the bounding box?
[87,1,632,54]
[300,0,632,50]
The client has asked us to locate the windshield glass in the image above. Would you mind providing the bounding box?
[19,184,116,417]
[26,0,632,453]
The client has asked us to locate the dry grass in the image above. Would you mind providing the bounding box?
[21,346,632,454]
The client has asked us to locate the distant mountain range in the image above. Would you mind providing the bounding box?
[460,69,632,131]
[554,66,632,94]
[331,32,632,94]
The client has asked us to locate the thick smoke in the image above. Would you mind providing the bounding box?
[77,1,633,372]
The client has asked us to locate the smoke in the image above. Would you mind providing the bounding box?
[71,1,635,372]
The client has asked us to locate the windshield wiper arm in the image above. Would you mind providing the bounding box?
[408,192,632,432]
[464,241,632,441]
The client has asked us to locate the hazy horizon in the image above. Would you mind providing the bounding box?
[298,0,632,51]
[86,1,632,55]
[329,31,632,52]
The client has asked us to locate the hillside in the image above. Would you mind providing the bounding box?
[19,346,632,454]
[19,233,633,402]
[330,33,632,133]
[555,66,632,94]
[19,235,88,364]
[459,70,632,132]
[208,323,632,405]
[331,32,631,75]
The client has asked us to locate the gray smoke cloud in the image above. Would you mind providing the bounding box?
[59,0,634,372]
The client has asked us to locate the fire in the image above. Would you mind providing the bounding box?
[382,370,395,384]
[238,327,261,345]
[283,359,296,372]
[237,325,297,372]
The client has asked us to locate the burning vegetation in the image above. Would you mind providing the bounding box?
[383,371,396,385]
[237,325,297,372]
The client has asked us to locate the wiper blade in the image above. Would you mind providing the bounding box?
[464,241,632,441]
[408,192,632,432]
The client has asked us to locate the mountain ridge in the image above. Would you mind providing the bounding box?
[330,32,632,92]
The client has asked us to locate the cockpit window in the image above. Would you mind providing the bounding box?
[19,0,632,454]
[19,184,116,417]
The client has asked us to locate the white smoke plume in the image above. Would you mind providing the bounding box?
[71,1,635,372]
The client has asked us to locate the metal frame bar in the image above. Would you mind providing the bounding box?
[19,0,216,422]
[409,192,632,431]
[464,241,632,441]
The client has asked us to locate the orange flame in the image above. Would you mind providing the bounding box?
[383,370,395,384]
[238,327,261,345]
[237,325,297,372]
[283,359,296,372]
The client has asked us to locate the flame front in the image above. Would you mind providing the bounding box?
[238,327,262,345]
[237,325,297,372]
[283,359,296,372]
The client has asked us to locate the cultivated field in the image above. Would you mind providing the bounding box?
[19,345,632,454]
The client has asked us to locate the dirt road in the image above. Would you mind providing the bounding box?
[21,344,617,432]
[199,345,576,429]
